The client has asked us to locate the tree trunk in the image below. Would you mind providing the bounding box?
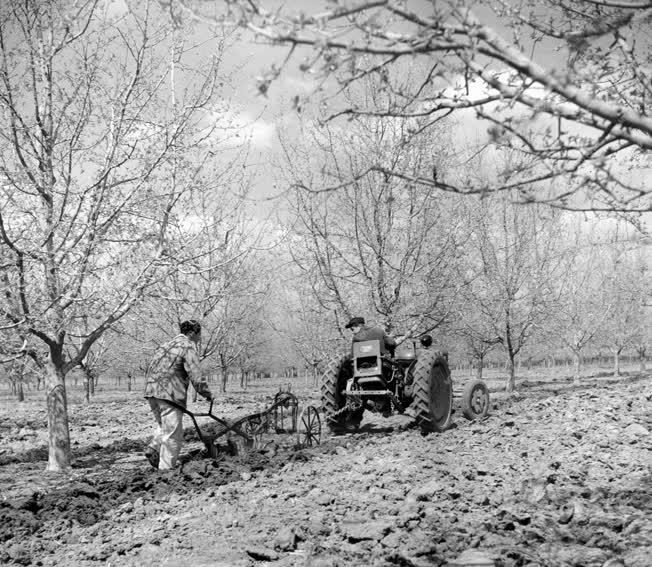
[573,350,581,385]
[45,361,71,471]
[475,353,484,380]
[613,348,622,377]
[84,375,90,403]
[221,367,228,393]
[17,380,24,402]
[82,367,93,403]
[638,347,646,371]
[504,353,516,392]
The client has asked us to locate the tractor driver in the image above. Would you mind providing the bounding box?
[345,316,397,357]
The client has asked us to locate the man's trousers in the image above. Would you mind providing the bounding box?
[147,397,184,470]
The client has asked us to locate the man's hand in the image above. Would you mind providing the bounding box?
[203,391,214,402]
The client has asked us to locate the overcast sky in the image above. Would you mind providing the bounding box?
[107,0,651,224]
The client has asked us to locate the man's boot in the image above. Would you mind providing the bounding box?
[145,448,160,470]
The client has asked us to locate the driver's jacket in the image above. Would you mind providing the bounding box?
[144,334,210,405]
[352,325,397,355]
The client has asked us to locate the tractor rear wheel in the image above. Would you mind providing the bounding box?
[320,354,362,432]
[411,350,452,433]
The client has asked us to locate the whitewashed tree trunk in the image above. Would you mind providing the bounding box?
[221,368,228,393]
[613,348,622,377]
[505,356,516,392]
[45,360,71,471]
[573,350,582,385]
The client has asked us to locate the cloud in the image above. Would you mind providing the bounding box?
[203,108,277,150]
[103,0,129,20]
[275,74,317,99]
[235,112,276,148]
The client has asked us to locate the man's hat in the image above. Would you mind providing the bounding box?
[345,316,365,329]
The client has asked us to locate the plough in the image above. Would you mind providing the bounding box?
[163,390,321,459]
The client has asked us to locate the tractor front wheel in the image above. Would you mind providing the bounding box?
[411,350,452,433]
[461,379,490,420]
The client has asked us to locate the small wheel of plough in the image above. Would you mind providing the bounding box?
[297,405,321,448]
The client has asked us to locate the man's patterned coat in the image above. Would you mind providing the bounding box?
[144,334,211,404]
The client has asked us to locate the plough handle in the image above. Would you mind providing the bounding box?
[154,397,252,441]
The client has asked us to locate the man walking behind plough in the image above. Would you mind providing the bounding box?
[144,320,213,470]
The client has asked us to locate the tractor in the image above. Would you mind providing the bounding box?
[320,338,489,433]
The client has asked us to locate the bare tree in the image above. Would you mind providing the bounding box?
[138,200,276,393]
[0,1,233,471]
[2,356,32,402]
[547,220,619,383]
[599,234,649,376]
[208,292,272,392]
[267,287,342,386]
[70,333,113,402]
[459,194,566,391]
[285,115,462,336]
[453,314,502,380]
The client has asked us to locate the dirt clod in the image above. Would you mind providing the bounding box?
[1,374,651,566]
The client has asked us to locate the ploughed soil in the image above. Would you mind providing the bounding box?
[0,369,650,567]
